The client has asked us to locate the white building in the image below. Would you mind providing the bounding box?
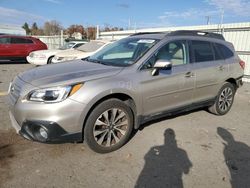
[0,24,26,35]
[99,22,250,81]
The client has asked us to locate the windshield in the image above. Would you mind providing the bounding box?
[77,41,105,52]
[59,42,75,50]
[87,38,158,67]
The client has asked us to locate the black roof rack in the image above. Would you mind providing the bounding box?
[130,32,165,36]
[166,30,225,40]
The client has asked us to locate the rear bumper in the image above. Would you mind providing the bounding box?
[26,56,47,65]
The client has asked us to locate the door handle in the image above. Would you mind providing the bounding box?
[185,72,194,78]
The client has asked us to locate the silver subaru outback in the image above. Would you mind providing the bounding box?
[8,31,244,153]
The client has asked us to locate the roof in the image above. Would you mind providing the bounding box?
[129,30,225,41]
[0,34,38,39]
[129,33,166,40]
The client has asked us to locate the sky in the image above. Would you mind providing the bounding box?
[0,0,250,29]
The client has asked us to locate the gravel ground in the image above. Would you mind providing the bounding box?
[0,63,250,188]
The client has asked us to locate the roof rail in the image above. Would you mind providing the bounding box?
[166,30,225,40]
[130,32,165,36]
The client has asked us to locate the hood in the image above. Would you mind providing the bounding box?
[55,49,87,57]
[18,60,123,87]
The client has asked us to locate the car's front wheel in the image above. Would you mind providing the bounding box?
[208,82,236,115]
[84,99,134,153]
[47,56,54,64]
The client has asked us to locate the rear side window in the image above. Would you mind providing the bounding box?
[212,43,224,60]
[192,40,214,62]
[11,37,33,44]
[214,43,234,59]
[0,37,10,44]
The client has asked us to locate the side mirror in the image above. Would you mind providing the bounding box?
[152,59,172,76]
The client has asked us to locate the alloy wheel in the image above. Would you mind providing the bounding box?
[218,87,233,112]
[93,108,129,147]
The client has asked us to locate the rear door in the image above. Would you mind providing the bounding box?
[0,37,11,57]
[140,40,195,116]
[189,40,227,102]
[10,37,34,57]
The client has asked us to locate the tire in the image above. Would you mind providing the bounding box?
[208,82,236,115]
[84,99,134,153]
[47,56,54,64]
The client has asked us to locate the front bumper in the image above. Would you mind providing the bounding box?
[8,76,87,143]
[9,111,82,143]
[51,58,63,64]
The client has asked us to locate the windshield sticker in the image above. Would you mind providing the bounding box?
[137,39,155,44]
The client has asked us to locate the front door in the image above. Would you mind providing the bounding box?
[0,37,11,57]
[140,40,195,117]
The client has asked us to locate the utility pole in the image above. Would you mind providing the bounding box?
[60,30,63,47]
[205,16,210,25]
[220,9,224,34]
[96,25,99,40]
[128,18,131,30]
[86,23,89,40]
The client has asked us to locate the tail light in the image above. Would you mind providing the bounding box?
[239,60,245,70]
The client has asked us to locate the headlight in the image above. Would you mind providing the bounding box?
[52,56,77,62]
[27,84,82,103]
[63,56,77,61]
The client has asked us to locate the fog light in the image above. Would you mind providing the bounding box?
[39,127,48,139]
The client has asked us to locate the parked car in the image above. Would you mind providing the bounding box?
[60,41,87,50]
[8,31,244,153]
[26,41,87,65]
[0,35,47,62]
[51,40,111,63]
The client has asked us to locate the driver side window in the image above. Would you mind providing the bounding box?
[142,40,188,69]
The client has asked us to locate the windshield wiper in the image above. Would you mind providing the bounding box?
[84,58,110,66]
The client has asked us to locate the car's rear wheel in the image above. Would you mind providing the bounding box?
[84,99,134,153]
[208,82,236,115]
[47,56,54,64]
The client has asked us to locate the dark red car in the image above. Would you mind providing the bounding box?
[0,35,47,62]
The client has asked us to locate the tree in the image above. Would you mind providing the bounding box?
[22,22,31,35]
[31,22,39,35]
[66,24,86,37]
[43,20,63,36]
[103,24,124,32]
[86,27,96,40]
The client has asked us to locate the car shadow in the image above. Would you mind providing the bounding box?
[0,61,27,64]
[217,127,250,188]
[128,107,205,145]
[135,128,192,188]
[0,131,17,187]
